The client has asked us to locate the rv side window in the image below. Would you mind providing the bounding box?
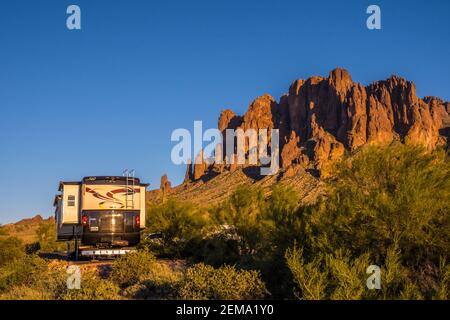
[68,195,75,207]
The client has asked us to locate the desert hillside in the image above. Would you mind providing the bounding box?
[0,215,53,244]
[148,165,323,207]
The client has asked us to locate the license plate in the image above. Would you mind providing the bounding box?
[90,226,99,232]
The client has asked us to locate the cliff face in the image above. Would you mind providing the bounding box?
[189,68,449,180]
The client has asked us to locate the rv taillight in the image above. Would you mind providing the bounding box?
[82,215,88,226]
[135,215,140,226]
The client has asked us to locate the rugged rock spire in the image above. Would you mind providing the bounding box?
[184,159,193,183]
[160,174,171,194]
[193,150,208,181]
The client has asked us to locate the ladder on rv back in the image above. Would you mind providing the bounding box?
[123,169,135,209]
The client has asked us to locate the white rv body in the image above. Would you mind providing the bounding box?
[54,176,148,242]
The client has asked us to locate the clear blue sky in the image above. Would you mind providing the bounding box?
[0,0,449,224]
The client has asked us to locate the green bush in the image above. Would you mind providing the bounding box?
[196,226,242,267]
[285,244,421,300]
[36,220,66,252]
[283,144,450,300]
[285,245,328,300]
[257,185,304,298]
[25,242,41,255]
[0,285,53,300]
[327,250,370,300]
[0,255,66,298]
[434,258,450,300]
[178,263,268,300]
[145,199,210,257]
[210,186,275,262]
[111,250,157,287]
[306,144,450,263]
[122,263,182,300]
[0,237,24,267]
[62,272,121,300]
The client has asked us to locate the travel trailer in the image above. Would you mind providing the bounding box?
[53,171,148,259]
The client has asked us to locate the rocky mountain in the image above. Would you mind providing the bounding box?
[149,68,449,206]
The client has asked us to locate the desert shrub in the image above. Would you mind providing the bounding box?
[211,186,273,258]
[0,255,46,291]
[0,237,24,267]
[0,285,53,300]
[111,250,157,287]
[306,144,450,264]
[265,185,305,252]
[178,263,268,300]
[280,144,450,299]
[25,242,41,255]
[286,242,442,300]
[145,199,210,257]
[433,258,450,300]
[268,185,300,223]
[196,226,242,267]
[62,272,121,300]
[326,250,370,300]
[0,255,66,298]
[286,245,383,300]
[195,185,302,297]
[36,220,65,252]
[257,185,304,298]
[122,263,182,300]
[285,245,328,300]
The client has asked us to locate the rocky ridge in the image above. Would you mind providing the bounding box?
[150,69,449,206]
[192,68,449,179]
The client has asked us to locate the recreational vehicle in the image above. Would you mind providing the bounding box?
[53,173,148,259]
